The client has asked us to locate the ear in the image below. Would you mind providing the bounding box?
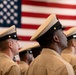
[8,40,13,49]
[53,35,59,42]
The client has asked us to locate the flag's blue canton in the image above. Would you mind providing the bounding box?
[0,0,21,28]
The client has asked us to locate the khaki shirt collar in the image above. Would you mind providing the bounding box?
[19,61,28,65]
[41,48,61,58]
[19,61,29,68]
[0,52,12,60]
[62,49,72,54]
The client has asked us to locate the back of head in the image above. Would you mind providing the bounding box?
[31,46,42,58]
[30,14,67,49]
[19,43,40,64]
[0,40,9,51]
[19,51,27,61]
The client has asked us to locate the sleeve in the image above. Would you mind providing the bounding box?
[8,65,21,75]
[20,67,28,75]
[46,65,68,75]
[73,66,76,75]
[57,66,68,75]
[23,70,27,75]
[71,57,76,74]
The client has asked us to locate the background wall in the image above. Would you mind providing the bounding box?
[0,0,76,47]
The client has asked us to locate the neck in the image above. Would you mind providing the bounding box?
[0,49,14,59]
[49,43,62,55]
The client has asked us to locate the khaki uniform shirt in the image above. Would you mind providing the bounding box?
[26,48,75,75]
[19,61,29,75]
[61,49,76,75]
[0,53,21,75]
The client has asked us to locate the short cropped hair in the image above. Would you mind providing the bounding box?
[0,40,9,51]
[36,33,55,48]
[19,51,27,61]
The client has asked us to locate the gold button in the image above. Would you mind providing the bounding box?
[9,35,11,38]
[54,27,56,30]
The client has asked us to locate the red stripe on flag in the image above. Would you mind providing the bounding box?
[22,12,76,20]
[21,24,76,29]
[22,12,49,18]
[64,26,75,30]
[22,0,76,9]
[21,24,39,29]
[18,36,31,41]
[57,15,76,20]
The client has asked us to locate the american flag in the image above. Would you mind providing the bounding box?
[0,0,76,47]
